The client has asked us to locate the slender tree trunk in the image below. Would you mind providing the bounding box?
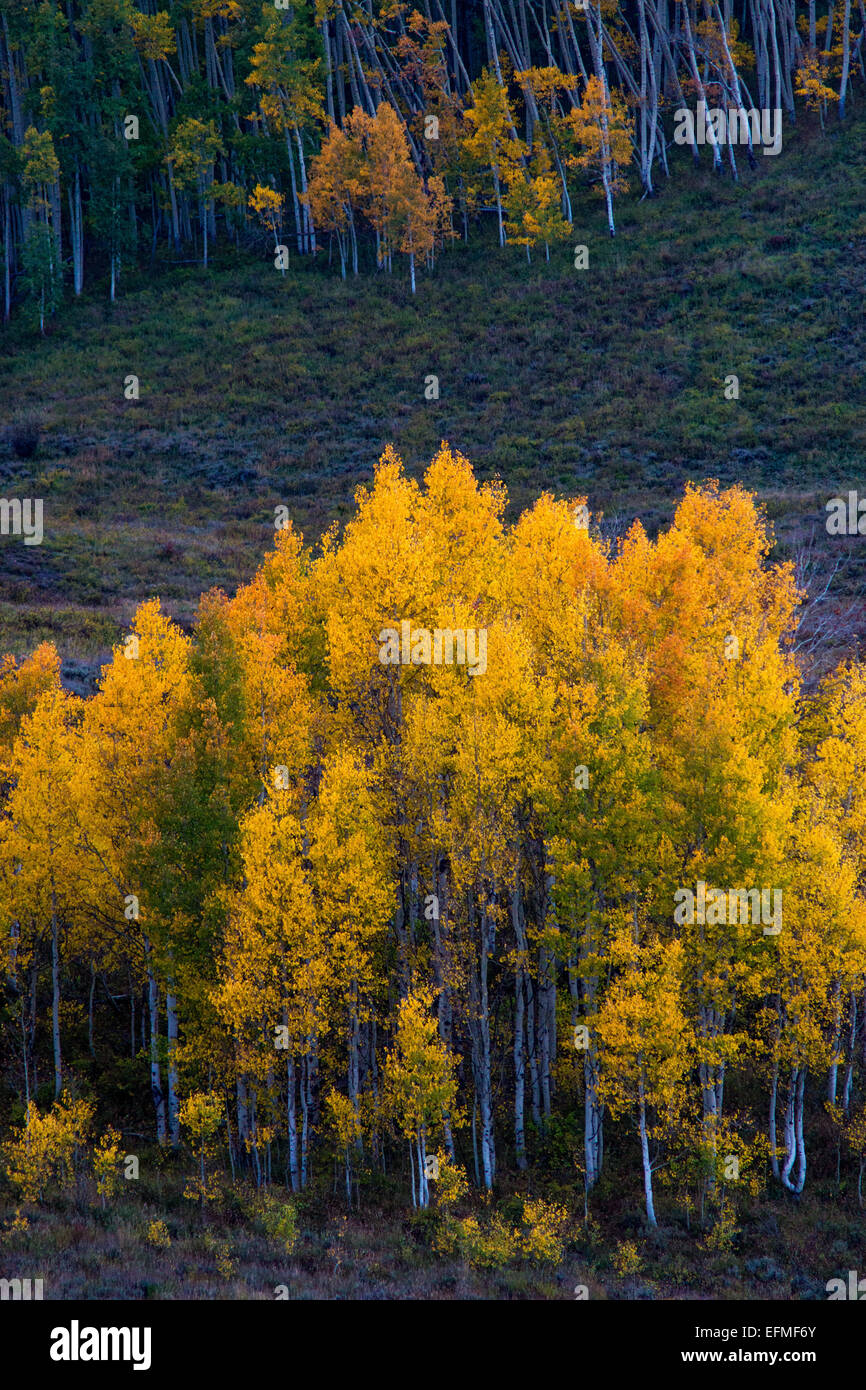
[638,1071,657,1225]
[842,994,857,1115]
[3,186,11,322]
[146,941,167,1145]
[30,963,38,1096]
[469,898,496,1190]
[793,1067,807,1192]
[88,967,96,1057]
[20,989,30,1108]
[51,883,62,1099]
[839,0,852,117]
[780,1067,799,1191]
[828,980,841,1105]
[769,1056,780,1179]
[166,983,180,1146]
[300,1051,310,1187]
[293,124,313,253]
[287,1046,300,1192]
[513,923,527,1170]
[584,1046,604,1188]
[321,20,335,123]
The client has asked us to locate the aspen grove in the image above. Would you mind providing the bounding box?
[1,0,863,324]
[2,443,866,1230]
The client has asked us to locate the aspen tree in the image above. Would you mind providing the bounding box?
[613,483,800,1158]
[503,147,572,260]
[20,126,62,330]
[0,643,62,782]
[462,69,526,246]
[800,661,866,1111]
[166,117,223,266]
[248,184,285,260]
[597,934,691,1226]
[762,807,866,1192]
[564,75,632,236]
[215,791,325,1189]
[305,121,363,274]
[76,600,194,1145]
[245,9,324,253]
[383,987,458,1208]
[309,751,394,1143]
[508,491,652,1186]
[1,687,84,1099]
[514,66,581,219]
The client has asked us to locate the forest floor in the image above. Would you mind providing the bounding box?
[1,1151,860,1301]
[1,111,865,683]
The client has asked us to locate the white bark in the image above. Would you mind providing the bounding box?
[638,1071,657,1225]
[145,938,166,1144]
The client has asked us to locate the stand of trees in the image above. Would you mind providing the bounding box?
[1,0,863,321]
[2,446,866,1223]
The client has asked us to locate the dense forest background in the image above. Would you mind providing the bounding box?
[0,0,863,316]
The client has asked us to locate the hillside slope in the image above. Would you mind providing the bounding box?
[1,114,864,677]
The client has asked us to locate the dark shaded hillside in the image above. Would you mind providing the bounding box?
[3,1163,855,1301]
[1,115,864,680]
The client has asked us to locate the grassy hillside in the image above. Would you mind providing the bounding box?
[2,1149,855,1301]
[1,114,865,680]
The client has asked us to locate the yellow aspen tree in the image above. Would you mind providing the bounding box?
[761,805,866,1192]
[383,987,458,1207]
[305,120,363,275]
[612,483,800,1165]
[503,146,568,262]
[795,51,841,129]
[596,934,692,1226]
[76,600,194,1146]
[1,686,84,1100]
[215,790,326,1190]
[514,66,581,222]
[312,444,430,748]
[799,661,866,1112]
[0,642,62,784]
[221,537,315,798]
[309,750,394,1162]
[513,502,655,1188]
[403,615,539,1189]
[248,184,285,265]
[461,69,527,247]
[565,75,633,236]
[179,1090,224,1205]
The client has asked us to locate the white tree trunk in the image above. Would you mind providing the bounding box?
[638,1072,657,1225]
[145,938,166,1144]
[166,985,180,1147]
